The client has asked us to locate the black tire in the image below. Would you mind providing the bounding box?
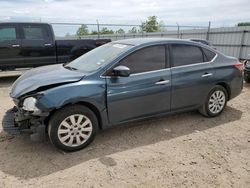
[199,85,228,117]
[48,104,98,152]
[244,74,250,83]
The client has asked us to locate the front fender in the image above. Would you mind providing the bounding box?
[37,79,106,112]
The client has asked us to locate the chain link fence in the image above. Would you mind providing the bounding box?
[1,18,248,59]
[51,22,250,59]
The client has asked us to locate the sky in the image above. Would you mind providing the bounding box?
[0,0,249,36]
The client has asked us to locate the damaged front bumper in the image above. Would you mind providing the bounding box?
[13,106,49,141]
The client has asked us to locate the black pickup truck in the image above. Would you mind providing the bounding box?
[0,22,111,71]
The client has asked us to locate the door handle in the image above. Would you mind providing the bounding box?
[202,73,213,78]
[11,44,20,48]
[155,80,170,85]
[44,43,52,46]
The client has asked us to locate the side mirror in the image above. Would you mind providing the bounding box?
[113,65,130,77]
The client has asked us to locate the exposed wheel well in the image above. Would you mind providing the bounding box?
[216,82,231,100]
[45,102,103,131]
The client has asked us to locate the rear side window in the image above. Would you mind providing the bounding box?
[202,48,216,61]
[171,44,204,67]
[0,27,16,41]
[23,25,48,40]
[119,45,166,74]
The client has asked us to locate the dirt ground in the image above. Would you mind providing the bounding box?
[0,74,249,188]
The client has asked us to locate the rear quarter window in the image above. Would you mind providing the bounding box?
[202,48,216,61]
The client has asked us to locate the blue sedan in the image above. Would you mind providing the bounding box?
[10,38,243,151]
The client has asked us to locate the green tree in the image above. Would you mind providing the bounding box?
[238,22,250,26]
[129,27,138,33]
[116,28,125,34]
[91,30,99,35]
[76,24,89,36]
[141,16,161,32]
[100,27,114,34]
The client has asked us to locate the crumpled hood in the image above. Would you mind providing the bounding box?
[10,64,85,98]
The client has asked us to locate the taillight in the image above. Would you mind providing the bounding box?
[234,62,244,73]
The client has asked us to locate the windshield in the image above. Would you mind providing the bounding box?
[64,43,133,73]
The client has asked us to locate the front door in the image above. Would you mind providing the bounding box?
[106,45,171,124]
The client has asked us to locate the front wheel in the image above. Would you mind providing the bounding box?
[199,86,228,117]
[48,105,98,152]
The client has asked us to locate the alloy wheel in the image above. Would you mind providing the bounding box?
[57,114,93,147]
[208,90,226,114]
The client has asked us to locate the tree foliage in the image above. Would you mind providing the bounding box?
[101,27,114,34]
[76,24,89,36]
[75,16,165,36]
[129,27,138,33]
[116,28,125,34]
[141,16,162,32]
[91,31,99,35]
[238,22,250,26]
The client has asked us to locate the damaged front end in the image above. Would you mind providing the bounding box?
[12,94,50,142]
[9,64,85,141]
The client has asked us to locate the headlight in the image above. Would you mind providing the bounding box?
[23,97,40,112]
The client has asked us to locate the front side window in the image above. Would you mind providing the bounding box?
[0,27,16,41]
[118,45,166,74]
[23,25,47,40]
[171,44,204,67]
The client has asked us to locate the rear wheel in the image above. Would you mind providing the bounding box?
[48,105,98,152]
[199,85,228,117]
[244,74,250,83]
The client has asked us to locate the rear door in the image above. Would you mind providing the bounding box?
[170,43,216,111]
[106,45,171,124]
[0,23,22,69]
[20,23,56,67]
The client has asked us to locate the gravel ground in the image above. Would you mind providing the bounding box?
[0,75,249,188]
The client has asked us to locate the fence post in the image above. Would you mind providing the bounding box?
[176,23,180,38]
[96,20,100,39]
[206,21,211,41]
[140,24,144,37]
[239,30,247,60]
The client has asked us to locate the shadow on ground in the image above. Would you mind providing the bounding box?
[243,82,250,90]
[0,106,242,179]
[0,75,19,88]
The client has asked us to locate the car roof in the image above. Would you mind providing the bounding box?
[112,38,199,46]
